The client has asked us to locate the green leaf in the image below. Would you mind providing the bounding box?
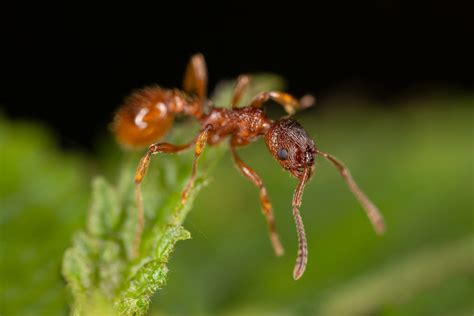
[115,260,168,315]
[62,232,98,314]
[116,226,191,315]
[87,177,121,237]
[62,157,212,315]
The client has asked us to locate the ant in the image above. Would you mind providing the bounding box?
[112,54,385,280]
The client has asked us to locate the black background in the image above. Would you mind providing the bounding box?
[1,2,472,150]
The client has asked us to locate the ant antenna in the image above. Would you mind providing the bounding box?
[292,166,310,280]
[316,149,385,235]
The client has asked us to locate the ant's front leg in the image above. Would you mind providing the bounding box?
[133,125,212,258]
[248,91,313,115]
[133,141,194,258]
[230,139,285,256]
[181,124,213,204]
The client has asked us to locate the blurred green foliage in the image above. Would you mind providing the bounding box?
[0,117,90,315]
[1,88,473,315]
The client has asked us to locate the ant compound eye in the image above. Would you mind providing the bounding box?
[277,148,289,160]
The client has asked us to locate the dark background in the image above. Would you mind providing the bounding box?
[1,2,472,150]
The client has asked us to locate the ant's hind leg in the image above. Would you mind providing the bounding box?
[181,124,213,204]
[230,140,285,256]
[183,53,208,108]
[231,75,251,108]
[133,141,194,258]
[248,91,314,115]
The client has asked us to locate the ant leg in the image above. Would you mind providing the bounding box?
[230,75,251,108]
[230,140,285,256]
[181,124,213,204]
[316,149,386,235]
[248,91,314,115]
[133,141,194,257]
[183,53,208,107]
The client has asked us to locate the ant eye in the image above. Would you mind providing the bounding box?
[277,148,289,160]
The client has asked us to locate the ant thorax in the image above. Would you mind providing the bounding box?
[200,106,272,146]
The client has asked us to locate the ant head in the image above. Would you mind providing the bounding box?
[265,118,316,180]
[265,118,316,279]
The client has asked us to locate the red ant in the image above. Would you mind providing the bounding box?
[112,54,385,280]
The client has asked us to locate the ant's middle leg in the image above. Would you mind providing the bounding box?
[248,91,313,115]
[230,139,284,256]
[133,141,194,257]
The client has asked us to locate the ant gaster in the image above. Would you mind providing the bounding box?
[112,54,385,280]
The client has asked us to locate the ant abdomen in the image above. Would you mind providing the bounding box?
[112,86,179,148]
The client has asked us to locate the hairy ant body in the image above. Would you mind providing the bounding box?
[112,54,385,280]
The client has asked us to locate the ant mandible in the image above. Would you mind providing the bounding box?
[112,54,385,280]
